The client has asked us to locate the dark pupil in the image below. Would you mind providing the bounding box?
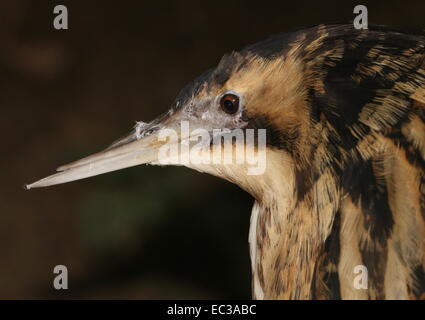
[224,99,234,110]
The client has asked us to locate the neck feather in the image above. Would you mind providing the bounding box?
[249,152,339,299]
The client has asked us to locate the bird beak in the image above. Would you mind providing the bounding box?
[25,120,169,189]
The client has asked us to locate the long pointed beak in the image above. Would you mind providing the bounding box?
[25,126,163,189]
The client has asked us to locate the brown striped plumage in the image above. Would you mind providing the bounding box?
[236,24,425,299]
[27,24,425,299]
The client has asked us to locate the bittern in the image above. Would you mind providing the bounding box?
[27,24,425,300]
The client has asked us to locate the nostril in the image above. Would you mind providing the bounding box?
[134,120,160,139]
[143,126,159,137]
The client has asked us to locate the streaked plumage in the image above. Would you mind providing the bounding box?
[27,24,425,299]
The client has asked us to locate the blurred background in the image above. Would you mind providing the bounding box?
[1,0,424,299]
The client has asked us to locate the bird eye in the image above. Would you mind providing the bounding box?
[220,93,239,114]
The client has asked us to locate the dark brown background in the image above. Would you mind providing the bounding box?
[1,0,424,299]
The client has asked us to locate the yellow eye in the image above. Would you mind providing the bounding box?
[220,94,239,114]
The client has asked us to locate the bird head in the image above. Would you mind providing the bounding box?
[26,39,308,198]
